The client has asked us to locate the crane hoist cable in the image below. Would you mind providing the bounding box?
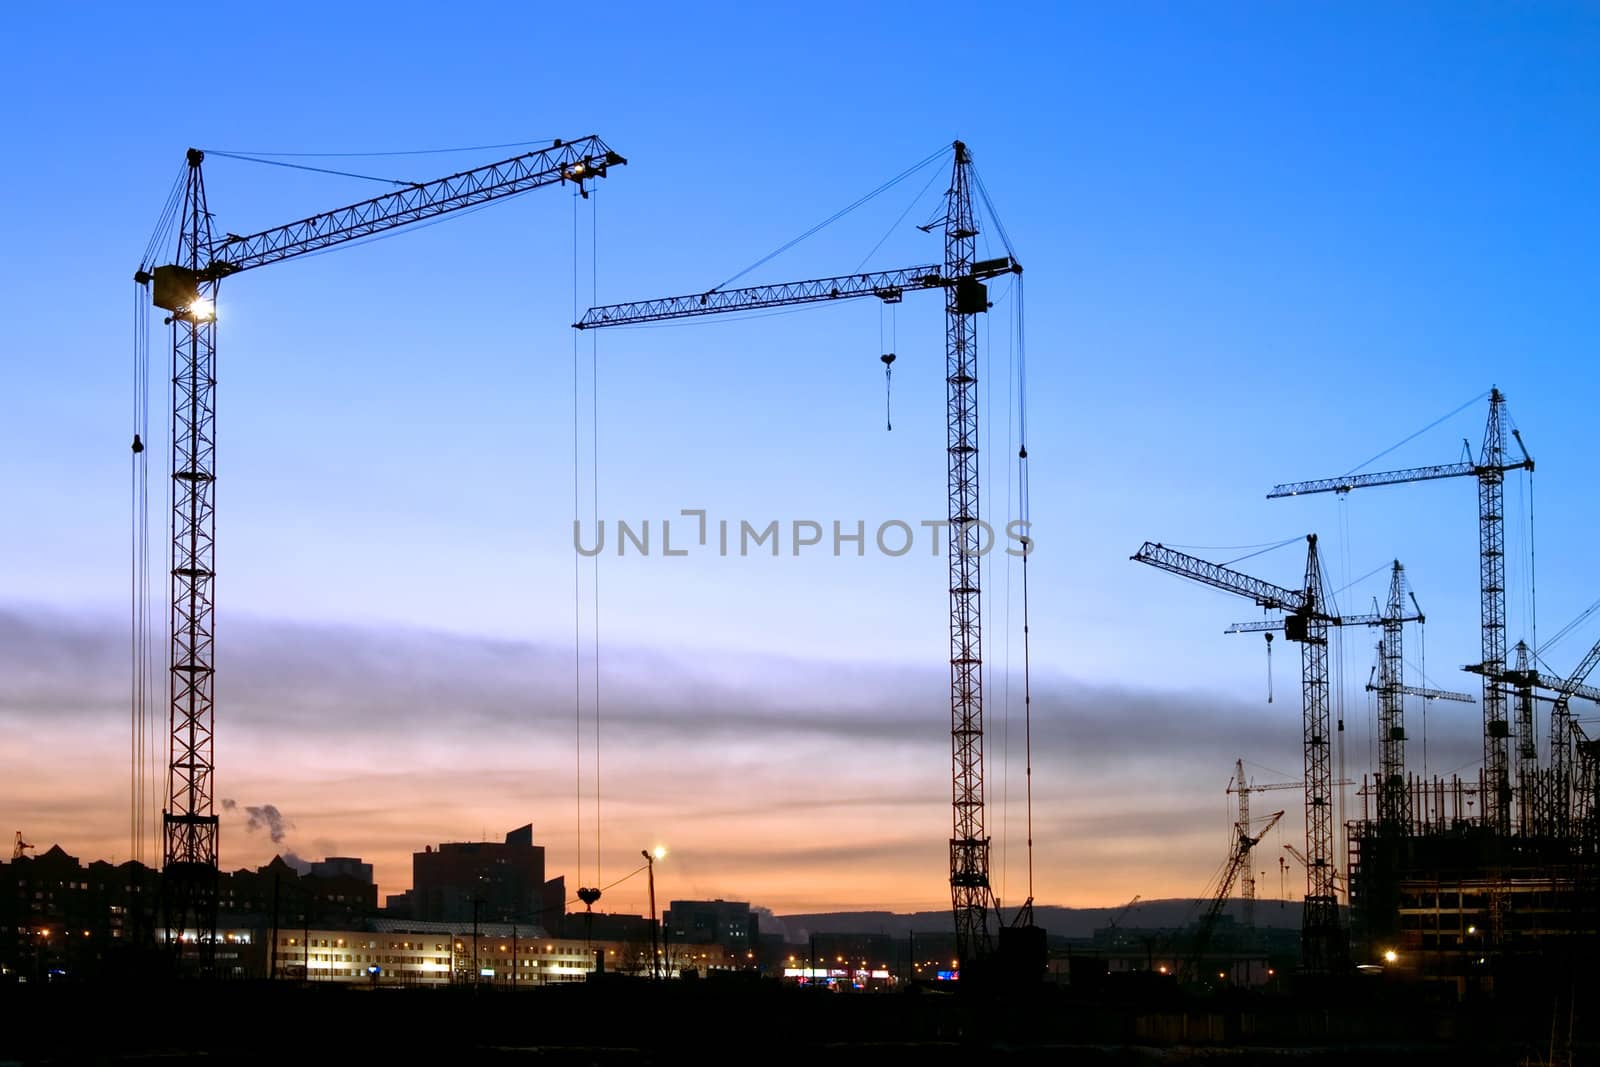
[571,188,584,893]
[591,187,603,887]
[1264,632,1274,704]
[1420,613,1428,779]
[1526,465,1538,663]
[879,301,896,431]
[1015,271,1036,914]
[130,279,149,865]
[880,352,895,431]
[571,184,605,893]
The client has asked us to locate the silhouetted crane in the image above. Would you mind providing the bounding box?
[575,142,1020,967]
[1182,810,1283,983]
[1268,390,1533,835]
[136,137,626,960]
[1132,535,1345,972]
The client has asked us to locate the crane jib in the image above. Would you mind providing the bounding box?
[141,137,625,311]
[574,256,1019,330]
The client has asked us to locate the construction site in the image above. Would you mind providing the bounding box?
[1131,391,1600,1008]
[5,133,1585,1056]
[7,8,1600,1065]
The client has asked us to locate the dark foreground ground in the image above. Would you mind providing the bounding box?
[0,975,1590,1065]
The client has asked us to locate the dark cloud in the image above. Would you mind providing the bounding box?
[0,606,1352,767]
[6,605,1498,908]
[0,604,1490,891]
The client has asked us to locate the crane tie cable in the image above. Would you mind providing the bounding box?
[1220,535,1303,568]
[709,144,952,293]
[202,138,562,159]
[1343,389,1490,476]
[201,149,414,187]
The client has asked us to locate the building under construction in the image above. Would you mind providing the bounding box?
[1347,758,1600,994]
[1138,391,1600,999]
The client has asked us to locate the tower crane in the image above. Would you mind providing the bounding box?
[1374,563,1423,832]
[1131,535,1346,972]
[136,136,626,958]
[1467,640,1600,836]
[1267,389,1533,836]
[1182,809,1284,984]
[1547,636,1600,838]
[1229,562,1432,832]
[1227,764,1354,927]
[574,142,1021,966]
[11,831,32,860]
[1108,893,1141,931]
[1360,663,1473,820]
[1512,642,1540,838]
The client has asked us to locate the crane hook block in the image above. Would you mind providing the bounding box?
[131,434,144,454]
[881,353,895,366]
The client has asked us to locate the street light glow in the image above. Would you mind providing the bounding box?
[1383,949,1398,963]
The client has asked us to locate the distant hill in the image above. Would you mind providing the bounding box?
[774,898,1304,941]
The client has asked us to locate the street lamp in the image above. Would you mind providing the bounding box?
[642,848,662,981]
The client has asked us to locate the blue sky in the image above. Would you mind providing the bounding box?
[3,3,1600,909]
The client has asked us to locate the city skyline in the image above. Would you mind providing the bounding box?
[4,4,1600,922]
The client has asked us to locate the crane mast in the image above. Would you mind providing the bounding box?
[1548,637,1600,838]
[161,152,221,955]
[1466,642,1600,835]
[942,142,990,963]
[1132,536,1345,972]
[577,142,1020,965]
[1375,562,1419,832]
[1511,642,1538,837]
[1268,389,1533,836]
[141,136,624,961]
